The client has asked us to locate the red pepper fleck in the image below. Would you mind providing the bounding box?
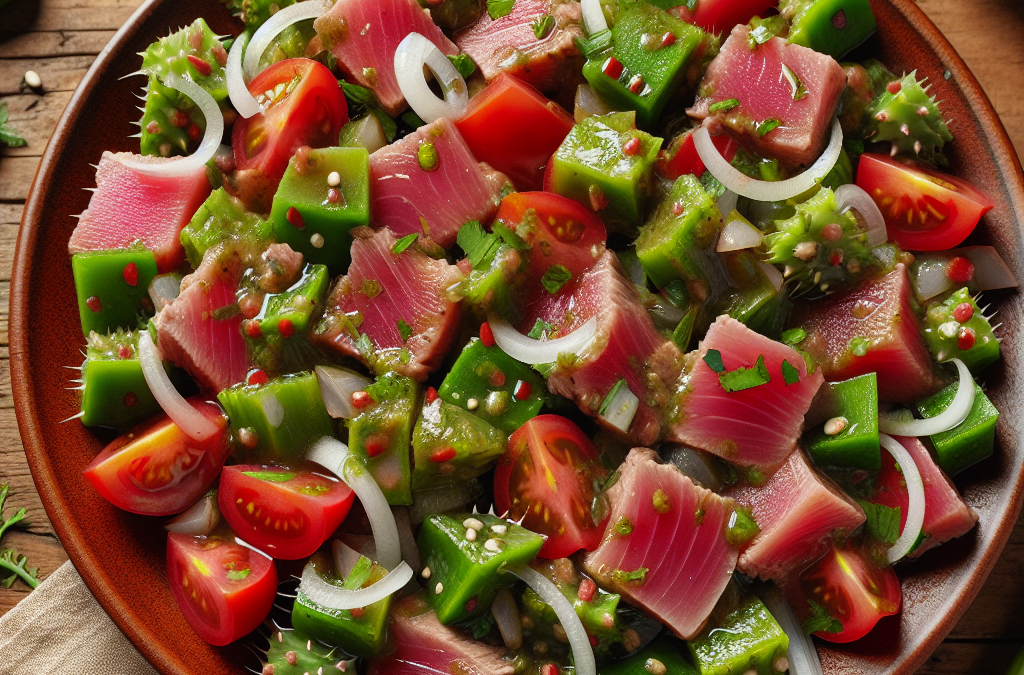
[245,319,263,339]
[946,256,975,284]
[958,326,976,350]
[170,110,189,127]
[146,120,160,134]
[188,123,202,141]
[86,296,102,313]
[118,345,133,360]
[277,318,295,338]
[822,222,843,241]
[464,598,478,613]
[661,31,676,47]
[672,201,684,216]
[430,446,457,463]
[122,262,139,286]
[247,369,269,386]
[887,80,902,94]
[352,390,372,408]
[602,56,623,80]
[349,607,364,619]
[628,75,645,94]
[425,386,439,404]
[622,137,642,157]
[365,433,390,458]
[479,321,495,348]
[124,392,138,407]
[953,302,974,323]
[327,188,341,204]
[541,664,560,675]
[589,633,599,647]
[187,54,212,77]
[286,206,305,229]
[514,380,532,401]
[489,370,507,387]
[577,578,597,602]
[829,250,844,266]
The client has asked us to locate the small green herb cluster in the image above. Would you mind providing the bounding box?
[0,484,40,589]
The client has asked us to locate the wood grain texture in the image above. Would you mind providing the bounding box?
[0,0,1022,672]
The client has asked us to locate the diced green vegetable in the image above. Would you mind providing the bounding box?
[72,249,158,338]
[599,637,698,675]
[782,0,876,60]
[923,287,1000,375]
[411,398,507,491]
[180,188,273,268]
[916,380,998,476]
[347,372,419,505]
[716,248,791,340]
[78,330,160,429]
[805,373,881,470]
[687,596,789,675]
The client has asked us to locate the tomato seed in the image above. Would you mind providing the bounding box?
[952,302,974,323]
[480,321,495,347]
[122,262,139,286]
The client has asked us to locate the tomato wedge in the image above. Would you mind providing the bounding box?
[167,526,278,645]
[671,0,775,34]
[83,399,229,516]
[789,541,902,643]
[494,415,610,559]
[455,73,575,192]
[655,129,738,182]
[218,465,355,560]
[856,153,993,251]
[231,58,348,211]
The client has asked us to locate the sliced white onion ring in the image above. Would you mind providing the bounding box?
[758,261,785,292]
[960,246,1019,290]
[716,189,739,218]
[580,0,609,35]
[243,0,332,80]
[394,32,468,123]
[880,434,926,563]
[599,381,639,434]
[761,586,824,675]
[506,564,596,675]
[315,365,371,419]
[913,256,954,302]
[693,119,843,202]
[717,217,763,252]
[835,184,887,246]
[574,83,614,123]
[488,316,598,365]
[879,359,974,436]
[165,491,220,535]
[138,330,221,443]
[392,506,421,571]
[121,73,224,177]
[226,31,262,119]
[299,558,413,610]
[492,588,523,650]
[148,274,181,313]
[307,437,402,570]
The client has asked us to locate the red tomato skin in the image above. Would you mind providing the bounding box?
[672,0,775,34]
[856,153,993,251]
[455,73,575,192]
[494,415,609,559]
[83,399,229,516]
[218,465,355,560]
[655,130,738,181]
[167,529,278,645]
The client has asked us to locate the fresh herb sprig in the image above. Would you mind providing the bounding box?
[0,102,27,149]
[0,484,40,589]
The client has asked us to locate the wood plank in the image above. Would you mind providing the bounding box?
[0,31,117,59]
[947,541,1023,640]
[2,0,144,33]
[0,91,73,157]
[0,55,95,96]
[0,530,69,615]
[0,412,53,538]
[917,641,1022,675]
[0,155,39,202]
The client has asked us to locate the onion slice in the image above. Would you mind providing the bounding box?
[491,588,523,650]
[488,316,598,365]
[880,434,926,563]
[394,32,468,123]
[580,0,609,35]
[599,381,639,434]
[120,73,224,177]
[226,31,262,119]
[879,359,974,436]
[307,437,402,570]
[165,491,220,535]
[243,0,332,80]
[761,587,824,675]
[717,216,763,252]
[961,246,1019,290]
[716,189,739,218]
[693,119,843,202]
[505,564,596,675]
[315,365,372,419]
[913,256,954,302]
[299,558,413,610]
[137,330,221,443]
[758,261,785,292]
[835,184,887,246]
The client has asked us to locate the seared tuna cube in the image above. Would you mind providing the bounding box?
[669,315,824,470]
[313,227,463,381]
[455,0,584,95]
[316,0,458,115]
[68,151,211,273]
[792,263,946,403]
[526,251,683,446]
[369,118,509,249]
[689,26,846,169]
[583,448,740,640]
[725,448,866,581]
[870,435,977,558]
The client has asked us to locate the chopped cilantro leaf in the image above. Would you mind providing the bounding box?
[857,500,901,545]
[782,327,807,346]
[397,319,413,342]
[528,318,554,339]
[709,98,740,114]
[703,348,725,373]
[531,14,555,39]
[392,233,418,254]
[757,118,782,137]
[782,360,801,386]
[457,220,502,269]
[487,0,515,20]
[802,600,843,635]
[448,54,477,80]
[492,222,530,251]
[340,82,397,142]
[541,264,573,294]
[598,379,627,416]
[719,354,771,392]
[610,567,648,586]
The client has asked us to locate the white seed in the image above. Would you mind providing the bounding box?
[421,566,431,579]
[463,517,484,531]
[773,656,790,673]
[435,582,443,594]
[310,233,325,248]
[466,397,479,410]
[794,241,818,261]
[939,320,960,339]
[824,416,849,436]
[645,658,667,675]
[327,171,341,187]
[490,524,507,535]
[466,528,478,542]
[484,538,501,552]
[24,70,41,88]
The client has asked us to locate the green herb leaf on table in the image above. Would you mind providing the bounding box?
[487,0,515,20]
[803,600,843,634]
[541,264,573,294]
[0,102,27,149]
[0,484,39,590]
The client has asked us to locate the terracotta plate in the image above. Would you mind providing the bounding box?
[10,0,1024,673]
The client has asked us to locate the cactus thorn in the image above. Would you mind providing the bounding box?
[900,123,911,136]
[914,140,922,154]
[59,411,85,424]
[890,144,899,157]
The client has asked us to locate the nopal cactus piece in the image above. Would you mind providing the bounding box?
[864,69,952,165]
[260,625,355,675]
[225,0,298,31]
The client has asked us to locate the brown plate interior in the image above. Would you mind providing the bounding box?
[10,0,1024,673]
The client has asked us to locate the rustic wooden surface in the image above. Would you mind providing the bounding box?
[0,0,1021,671]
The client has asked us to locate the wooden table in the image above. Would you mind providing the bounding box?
[0,0,1021,672]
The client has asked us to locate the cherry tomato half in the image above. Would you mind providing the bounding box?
[655,129,738,182]
[671,0,775,34]
[218,465,355,560]
[494,415,610,559]
[83,399,229,516]
[856,153,993,251]
[167,526,278,645]
[231,58,348,211]
[790,541,902,643]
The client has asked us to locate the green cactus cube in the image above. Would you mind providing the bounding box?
[411,398,507,491]
[78,330,160,429]
[347,372,419,505]
[72,249,158,338]
[916,380,998,476]
[923,287,1000,375]
[784,0,877,60]
[181,188,274,268]
[805,373,880,470]
[687,596,789,675]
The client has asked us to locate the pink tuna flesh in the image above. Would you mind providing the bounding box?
[669,315,824,469]
[871,435,977,558]
[725,448,865,581]
[793,263,946,403]
[455,0,584,95]
[314,227,462,381]
[68,151,211,273]
[688,26,846,169]
[367,595,514,675]
[317,0,458,116]
[369,118,509,249]
[523,251,683,445]
[583,448,739,640]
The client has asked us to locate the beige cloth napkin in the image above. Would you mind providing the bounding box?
[0,561,158,674]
